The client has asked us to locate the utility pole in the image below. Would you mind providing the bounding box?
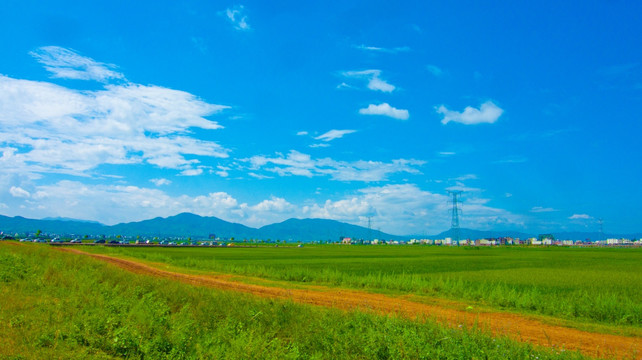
[447,190,463,244]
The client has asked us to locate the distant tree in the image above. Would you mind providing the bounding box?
[35,229,42,238]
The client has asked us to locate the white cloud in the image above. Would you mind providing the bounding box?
[309,143,330,148]
[314,129,356,142]
[215,166,230,177]
[342,70,396,93]
[1,180,296,228]
[180,168,204,176]
[426,65,444,77]
[296,131,308,136]
[303,184,523,235]
[29,46,125,82]
[248,172,273,179]
[0,48,230,177]
[251,196,295,213]
[224,5,250,31]
[569,214,591,220]
[354,45,410,53]
[150,178,172,186]
[359,103,409,120]
[531,206,557,213]
[10,186,30,198]
[246,150,424,182]
[437,101,503,125]
[438,151,456,156]
[493,157,527,164]
[453,174,477,181]
[3,179,523,235]
[445,182,481,192]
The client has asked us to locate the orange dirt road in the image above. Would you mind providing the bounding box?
[61,248,640,359]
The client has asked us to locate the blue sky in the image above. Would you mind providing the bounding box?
[1,1,641,235]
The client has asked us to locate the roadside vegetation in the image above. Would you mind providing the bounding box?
[0,242,595,359]
[85,245,642,330]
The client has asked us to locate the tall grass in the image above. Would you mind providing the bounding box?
[87,245,642,327]
[0,242,594,359]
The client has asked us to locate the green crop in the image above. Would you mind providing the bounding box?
[0,242,597,359]
[87,245,642,328]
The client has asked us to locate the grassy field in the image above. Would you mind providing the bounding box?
[83,245,642,330]
[0,242,596,360]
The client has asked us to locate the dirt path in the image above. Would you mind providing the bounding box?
[61,248,640,359]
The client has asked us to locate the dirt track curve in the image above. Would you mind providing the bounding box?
[61,248,640,359]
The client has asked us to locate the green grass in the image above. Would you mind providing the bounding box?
[83,245,642,329]
[0,242,597,359]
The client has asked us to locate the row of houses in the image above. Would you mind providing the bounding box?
[341,236,642,246]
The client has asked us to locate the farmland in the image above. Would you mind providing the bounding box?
[84,245,642,330]
[1,242,640,359]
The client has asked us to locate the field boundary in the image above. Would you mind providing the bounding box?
[60,247,641,360]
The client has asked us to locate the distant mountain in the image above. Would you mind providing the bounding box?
[109,212,258,239]
[258,218,407,242]
[0,213,401,241]
[42,217,102,224]
[0,215,106,236]
[1,213,639,241]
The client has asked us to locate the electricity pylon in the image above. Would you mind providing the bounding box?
[447,190,463,243]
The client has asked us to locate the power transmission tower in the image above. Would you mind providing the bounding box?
[447,190,463,244]
[598,218,604,242]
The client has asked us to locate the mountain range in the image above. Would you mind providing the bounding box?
[0,213,639,242]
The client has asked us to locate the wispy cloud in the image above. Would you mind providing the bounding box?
[296,131,308,136]
[4,179,523,234]
[354,44,410,54]
[223,5,250,31]
[30,46,125,82]
[437,101,503,125]
[246,150,424,182]
[359,103,409,120]
[9,186,30,198]
[303,184,523,234]
[531,206,557,213]
[249,172,273,179]
[150,178,171,186]
[314,129,357,142]
[569,214,591,220]
[309,143,330,148]
[445,182,481,192]
[0,47,230,177]
[342,70,396,92]
[493,157,527,164]
[426,65,444,77]
[215,165,230,177]
[452,174,477,181]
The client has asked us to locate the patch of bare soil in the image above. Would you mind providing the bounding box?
[61,248,640,359]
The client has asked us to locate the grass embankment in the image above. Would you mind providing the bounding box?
[84,245,642,330]
[1,242,593,360]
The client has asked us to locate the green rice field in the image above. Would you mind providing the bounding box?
[84,245,642,330]
[0,242,599,359]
